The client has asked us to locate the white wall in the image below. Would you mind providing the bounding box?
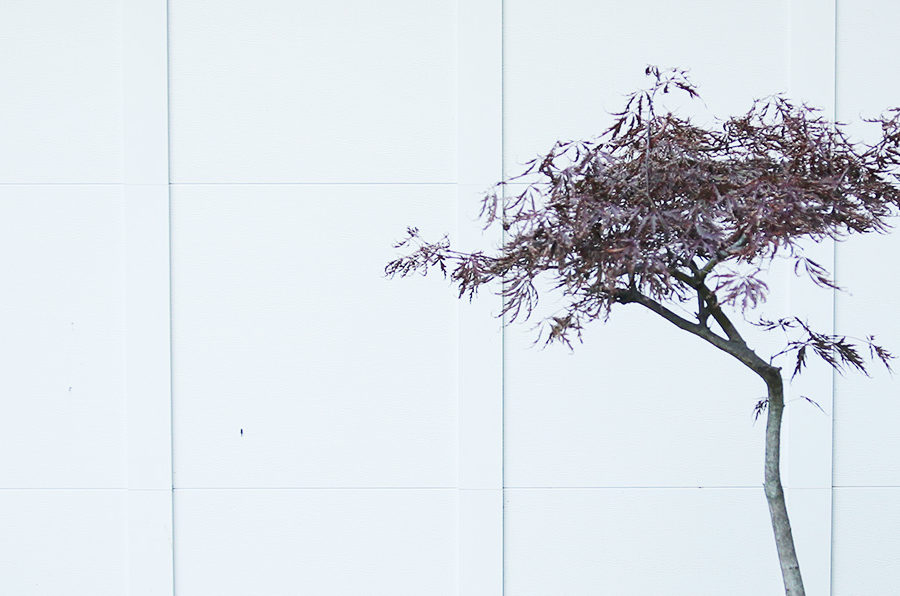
[2,0,898,594]
[1,2,129,595]
[832,2,900,593]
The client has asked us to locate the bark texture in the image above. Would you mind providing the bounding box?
[763,373,805,596]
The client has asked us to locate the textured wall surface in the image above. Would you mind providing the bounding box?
[1,1,898,594]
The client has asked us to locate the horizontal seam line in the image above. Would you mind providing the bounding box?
[0,182,122,186]
[171,486,456,490]
[0,182,459,186]
[504,486,766,490]
[170,181,457,186]
[5,485,896,490]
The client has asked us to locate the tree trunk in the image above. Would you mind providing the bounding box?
[763,372,805,595]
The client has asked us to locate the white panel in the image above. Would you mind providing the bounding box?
[175,488,456,595]
[459,489,502,595]
[835,0,900,141]
[122,197,169,473]
[833,0,900,487]
[504,488,822,595]
[781,241,834,492]
[122,1,173,594]
[0,0,122,183]
[783,0,836,491]
[168,0,457,183]
[123,0,169,186]
[127,490,174,596]
[457,0,503,593]
[0,186,126,488]
[788,0,835,111]
[0,490,128,595]
[832,488,900,593]
[457,0,503,492]
[171,185,457,487]
[833,233,900,486]
[124,0,171,492]
[503,0,790,174]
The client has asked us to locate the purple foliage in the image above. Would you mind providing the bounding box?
[387,66,900,374]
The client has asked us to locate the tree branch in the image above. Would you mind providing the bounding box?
[686,261,711,327]
[617,287,726,345]
[697,289,710,327]
[696,232,748,279]
[696,281,746,344]
[668,267,746,345]
[616,288,773,377]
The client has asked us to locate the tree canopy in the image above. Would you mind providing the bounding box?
[387,66,900,372]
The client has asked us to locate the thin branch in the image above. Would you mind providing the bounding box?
[697,288,710,328]
[697,233,748,280]
[615,288,714,336]
[645,97,655,207]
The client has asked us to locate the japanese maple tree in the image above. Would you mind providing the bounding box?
[386,67,899,595]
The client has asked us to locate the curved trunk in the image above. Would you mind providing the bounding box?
[763,373,805,595]
[620,290,807,592]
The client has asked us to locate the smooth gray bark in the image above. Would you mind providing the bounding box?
[762,372,805,596]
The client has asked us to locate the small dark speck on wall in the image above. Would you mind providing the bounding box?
[240,428,243,436]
